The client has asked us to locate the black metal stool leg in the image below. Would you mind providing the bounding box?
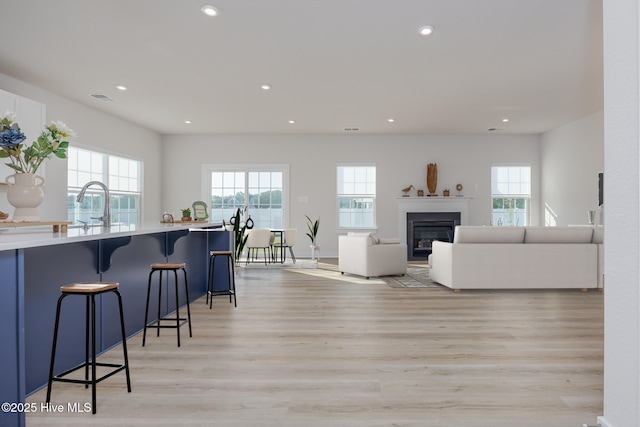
[114,290,132,392]
[84,295,90,389]
[173,268,181,347]
[142,269,154,346]
[209,255,216,309]
[156,270,163,337]
[91,294,97,414]
[182,267,192,337]
[46,294,66,404]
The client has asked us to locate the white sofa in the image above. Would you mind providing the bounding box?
[428,225,603,291]
[339,232,407,279]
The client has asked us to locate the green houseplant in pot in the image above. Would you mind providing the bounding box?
[223,207,248,264]
[181,208,191,221]
[305,215,320,260]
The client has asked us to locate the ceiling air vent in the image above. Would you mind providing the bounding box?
[90,94,115,102]
[343,127,360,132]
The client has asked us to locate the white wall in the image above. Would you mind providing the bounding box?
[0,73,163,221]
[162,133,540,257]
[541,110,604,226]
[598,1,640,426]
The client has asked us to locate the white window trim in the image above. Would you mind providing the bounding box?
[491,163,531,227]
[336,163,377,231]
[201,163,290,227]
[67,144,145,221]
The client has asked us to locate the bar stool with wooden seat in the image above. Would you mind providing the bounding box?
[143,262,192,347]
[46,282,131,415]
[206,250,236,309]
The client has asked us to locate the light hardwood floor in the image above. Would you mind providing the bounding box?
[27,262,604,427]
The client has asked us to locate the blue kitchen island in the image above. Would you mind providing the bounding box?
[0,222,232,427]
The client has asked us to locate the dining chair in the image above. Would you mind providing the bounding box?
[282,228,297,263]
[244,228,272,265]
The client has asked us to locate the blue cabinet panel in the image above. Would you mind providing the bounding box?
[0,250,24,427]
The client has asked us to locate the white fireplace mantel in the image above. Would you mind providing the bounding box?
[397,197,472,244]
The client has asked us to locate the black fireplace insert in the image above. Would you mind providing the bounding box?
[407,212,460,260]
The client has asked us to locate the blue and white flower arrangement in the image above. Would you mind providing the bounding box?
[0,111,75,174]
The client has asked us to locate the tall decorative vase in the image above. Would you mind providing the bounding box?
[427,163,438,196]
[5,173,45,221]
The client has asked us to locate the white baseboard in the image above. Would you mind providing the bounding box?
[596,415,614,427]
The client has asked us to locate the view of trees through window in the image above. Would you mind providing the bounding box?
[491,165,530,226]
[209,169,285,229]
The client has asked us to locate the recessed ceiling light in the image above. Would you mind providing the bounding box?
[115,84,127,91]
[261,84,271,90]
[184,120,192,124]
[387,118,395,123]
[201,5,219,17]
[418,25,435,39]
[288,120,296,124]
[502,118,510,123]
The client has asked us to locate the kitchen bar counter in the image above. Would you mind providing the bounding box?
[0,221,216,251]
[0,222,232,427]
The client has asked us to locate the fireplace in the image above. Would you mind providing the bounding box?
[407,212,460,260]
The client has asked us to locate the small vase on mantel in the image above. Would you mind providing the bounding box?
[426,163,438,196]
[5,173,45,221]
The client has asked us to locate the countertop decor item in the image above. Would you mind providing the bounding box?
[443,189,450,197]
[0,112,75,174]
[0,112,75,221]
[181,208,192,221]
[192,201,209,221]
[456,183,464,196]
[427,163,438,196]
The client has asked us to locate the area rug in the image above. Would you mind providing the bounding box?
[316,262,442,288]
[386,266,444,288]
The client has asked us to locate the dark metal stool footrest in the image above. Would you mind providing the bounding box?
[52,362,127,385]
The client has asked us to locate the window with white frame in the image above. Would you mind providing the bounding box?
[491,165,530,226]
[337,165,376,228]
[68,147,142,226]
[207,165,287,229]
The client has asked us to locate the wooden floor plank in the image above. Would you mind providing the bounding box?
[27,263,604,426]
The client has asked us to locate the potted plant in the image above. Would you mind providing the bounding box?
[181,208,191,221]
[223,207,249,264]
[305,215,320,260]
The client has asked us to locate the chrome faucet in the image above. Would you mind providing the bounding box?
[77,181,111,228]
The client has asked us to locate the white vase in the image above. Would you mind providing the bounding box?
[5,173,45,221]
[310,244,320,261]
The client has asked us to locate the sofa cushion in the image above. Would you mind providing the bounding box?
[378,237,401,244]
[453,226,525,243]
[346,231,376,245]
[524,226,593,243]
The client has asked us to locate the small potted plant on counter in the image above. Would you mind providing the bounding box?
[181,208,191,221]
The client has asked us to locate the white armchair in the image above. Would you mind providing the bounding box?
[338,232,407,279]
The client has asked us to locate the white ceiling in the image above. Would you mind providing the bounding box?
[0,0,603,135]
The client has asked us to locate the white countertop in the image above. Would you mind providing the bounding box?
[0,221,224,251]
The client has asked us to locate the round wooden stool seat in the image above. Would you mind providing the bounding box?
[60,282,119,293]
[150,262,186,270]
[210,250,233,256]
